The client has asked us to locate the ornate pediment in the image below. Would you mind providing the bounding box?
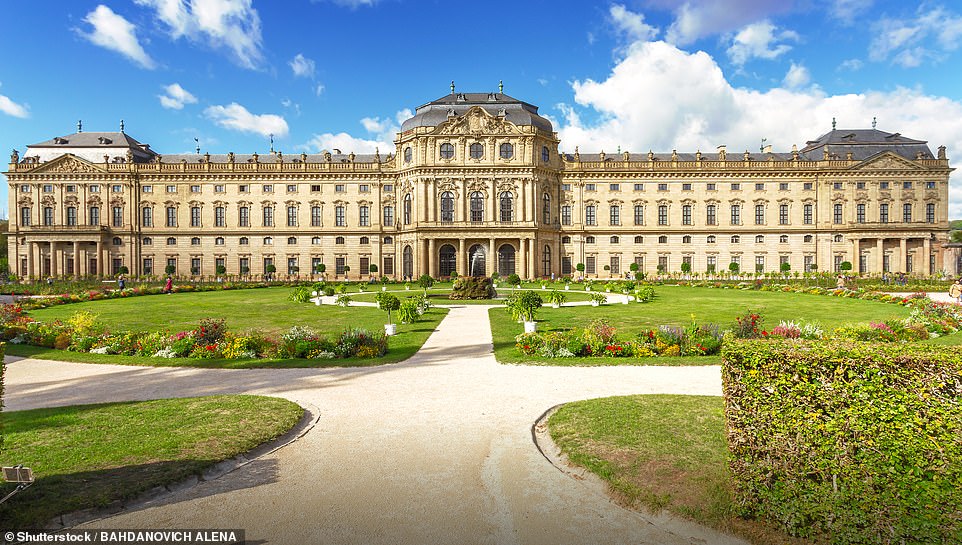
[29,154,106,174]
[432,106,518,136]
[852,152,924,172]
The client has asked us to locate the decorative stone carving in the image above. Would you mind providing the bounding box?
[434,106,516,136]
[47,156,88,173]
[10,149,18,163]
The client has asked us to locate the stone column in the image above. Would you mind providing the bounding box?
[431,179,438,223]
[25,241,34,279]
[876,238,884,273]
[520,180,527,223]
[97,241,105,276]
[528,238,536,279]
[33,243,42,278]
[73,241,80,279]
[519,239,527,279]
[51,242,60,277]
[489,237,496,276]
[428,238,436,278]
[490,179,497,222]
[851,238,860,273]
[457,238,465,277]
[420,180,429,223]
[923,237,931,275]
[898,238,907,273]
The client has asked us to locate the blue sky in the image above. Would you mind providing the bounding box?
[1,0,961,218]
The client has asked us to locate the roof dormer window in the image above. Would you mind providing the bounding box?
[54,137,68,144]
[98,137,112,145]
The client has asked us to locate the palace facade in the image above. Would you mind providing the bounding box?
[5,90,959,280]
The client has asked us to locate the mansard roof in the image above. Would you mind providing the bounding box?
[29,131,151,150]
[799,129,934,160]
[400,92,553,133]
[158,152,384,164]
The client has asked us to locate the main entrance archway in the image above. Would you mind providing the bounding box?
[438,244,456,277]
[498,244,516,276]
[468,244,486,276]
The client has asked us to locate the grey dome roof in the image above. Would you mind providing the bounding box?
[400,92,553,133]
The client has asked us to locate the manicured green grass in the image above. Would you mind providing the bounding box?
[20,288,448,367]
[548,395,808,545]
[346,287,594,305]
[922,330,962,346]
[0,395,303,530]
[493,286,911,365]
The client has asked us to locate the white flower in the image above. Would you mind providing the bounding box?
[90,346,111,354]
[152,348,178,358]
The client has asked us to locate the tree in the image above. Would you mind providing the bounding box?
[376,292,400,325]
[240,265,251,275]
[417,274,434,293]
[780,262,791,273]
[576,263,585,273]
[680,262,692,274]
[629,262,639,272]
[342,265,351,279]
[165,264,176,275]
[369,264,378,274]
[839,261,853,272]
[513,290,543,322]
[266,263,277,274]
[729,262,740,274]
[951,230,962,243]
[216,265,227,276]
[117,265,129,275]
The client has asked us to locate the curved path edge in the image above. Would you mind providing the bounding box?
[532,404,749,545]
[48,400,322,530]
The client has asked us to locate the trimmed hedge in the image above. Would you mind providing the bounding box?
[722,340,962,544]
[449,276,495,300]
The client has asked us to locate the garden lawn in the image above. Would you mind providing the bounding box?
[347,287,594,305]
[17,287,447,367]
[548,395,809,545]
[493,285,912,365]
[0,395,303,530]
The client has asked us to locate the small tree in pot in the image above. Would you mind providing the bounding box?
[514,290,543,333]
[376,292,401,335]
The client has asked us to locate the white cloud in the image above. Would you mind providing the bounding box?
[204,103,288,137]
[726,20,798,65]
[80,5,155,69]
[0,84,29,118]
[782,62,810,89]
[134,0,263,69]
[289,53,315,78]
[320,0,379,8]
[870,6,962,67]
[838,58,864,71]
[158,83,198,110]
[609,4,658,42]
[315,84,325,97]
[831,0,873,25]
[556,40,962,218]
[301,108,412,154]
[663,0,796,46]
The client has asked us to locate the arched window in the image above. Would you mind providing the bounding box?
[707,235,716,244]
[403,194,412,225]
[658,235,668,244]
[402,245,413,278]
[215,237,225,245]
[500,143,513,159]
[468,244,486,276]
[542,193,551,224]
[167,237,177,245]
[779,235,789,243]
[469,143,483,159]
[439,143,454,159]
[833,234,843,242]
[499,191,513,222]
[440,191,455,223]
[804,235,814,243]
[288,237,297,245]
[610,236,620,244]
[682,235,692,244]
[634,236,643,244]
[359,236,370,244]
[383,236,393,244]
[142,237,152,245]
[497,244,516,276]
[335,236,345,244]
[439,244,456,277]
[263,236,273,245]
[403,147,412,163]
[312,236,321,244]
[470,191,484,222]
[542,146,549,162]
[239,237,249,245]
[543,245,551,276]
[731,235,741,243]
[191,237,201,245]
[755,235,765,243]
[585,236,596,244]
[561,236,571,244]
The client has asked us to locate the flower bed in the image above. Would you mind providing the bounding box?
[15,282,273,311]
[0,307,387,360]
[515,318,723,359]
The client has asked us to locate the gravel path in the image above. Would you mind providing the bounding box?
[5,305,744,545]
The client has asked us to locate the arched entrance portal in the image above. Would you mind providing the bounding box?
[438,244,456,277]
[468,244,486,276]
[498,244,516,276]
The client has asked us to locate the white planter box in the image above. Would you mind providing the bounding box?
[382,286,387,291]
[564,285,570,290]
[384,323,397,336]
[552,303,560,308]
[523,321,537,333]
[591,301,600,307]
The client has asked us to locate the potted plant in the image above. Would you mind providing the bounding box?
[376,292,401,335]
[417,274,434,294]
[507,273,521,288]
[343,265,351,280]
[265,263,277,281]
[514,290,543,333]
[315,263,326,279]
[590,292,607,306]
[404,282,412,291]
[546,289,567,308]
[240,265,250,277]
[563,276,571,290]
[491,271,500,287]
[603,264,611,278]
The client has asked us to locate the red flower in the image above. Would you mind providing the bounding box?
[761,330,769,336]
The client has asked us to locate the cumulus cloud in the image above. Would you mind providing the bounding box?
[726,20,798,65]
[204,103,288,137]
[782,62,810,89]
[80,5,155,69]
[316,0,379,8]
[870,6,962,67]
[314,84,325,97]
[838,58,864,71]
[134,0,263,69]
[158,83,198,109]
[301,108,412,154]
[831,0,873,24]
[0,84,29,118]
[289,53,315,78]
[609,4,658,42]
[662,0,796,46]
[555,40,962,217]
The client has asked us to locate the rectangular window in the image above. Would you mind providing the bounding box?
[190,206,201,227]
[856,182,866,190]
[263,207,274,227]
[215,207,225,227]
[89,206,100,226]
[926,181,936,189]
[20,207,30,226]
[707,255,716,273]
[89,185,101,193]
[859,253,867,274]
[335,257,346,276]
[834,254,843,272]
[191,257,201,275]
[263,184,273,193]
[562,183,572,191]
[561,256,572,275]
[43,207,54,226]
[804,255,814,272]
[67,207,77,226]
[383,206,394,227]
[190,185,201,193]
[657,183,668,191]
[926,203,935,223]
[658,255,668,272]
[883,254,890,273]
[585,205,596,226]
[383,256,394,275]
[731,183,740,191]
[359,184,370,193]
[609,184,620,191]
[142,207,152,227]
[288,257,299,275]
[585,183,596,191]
[834,182,843,190]
[706,204,717,225]
[287,184,297,193]
[731,204,741,225]
[585,256,596,274]
[682,183,692,191]
[142,258,153,275]
[633,183,644,191]
[239,185,249,193]
[335,184,345,193]
[336,206,346,226]
[311,184,321,192]
[755,256,765,273]
[359,257,369,276]
[214,185,225,193]
[239,207,250,227]
[142,185,152,193]
[879,203,889,223]
[634,205,644,226]
[359,205,370,226]
[112,206,123,227]
[706,183,716,191]
[562,205,572,226]
[20,184,30,193]
[682,205,692,225]
[111,185,122,193]
[658,205,668,226]
[833,203,843,224]
[609,206,620,226]
[239,257,250,275]
[903,181,913,189]
[779,182,789,190]
[754,204,765,225]
[609,256,620,275]
[903,203,912,222]
[856,203,865,223]
[779,204,789,225]
[880,181,889,189]
[166,185,176,193]
[804,204,813,224]
[287,206,298,227]
[383,184,394,192]
[755,183,765,191]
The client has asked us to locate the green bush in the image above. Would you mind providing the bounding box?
[722,340,962,544]
[0,342,4,450]
[450,276,495,299]
[507,273,521,286]
[289,286,313,303]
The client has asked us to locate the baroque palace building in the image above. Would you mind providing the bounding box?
[5,89,960,280]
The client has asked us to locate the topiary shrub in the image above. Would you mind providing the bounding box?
[722,340,962,544]
[450,276,495,300]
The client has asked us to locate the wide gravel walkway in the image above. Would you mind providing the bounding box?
[5,305,743,545]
